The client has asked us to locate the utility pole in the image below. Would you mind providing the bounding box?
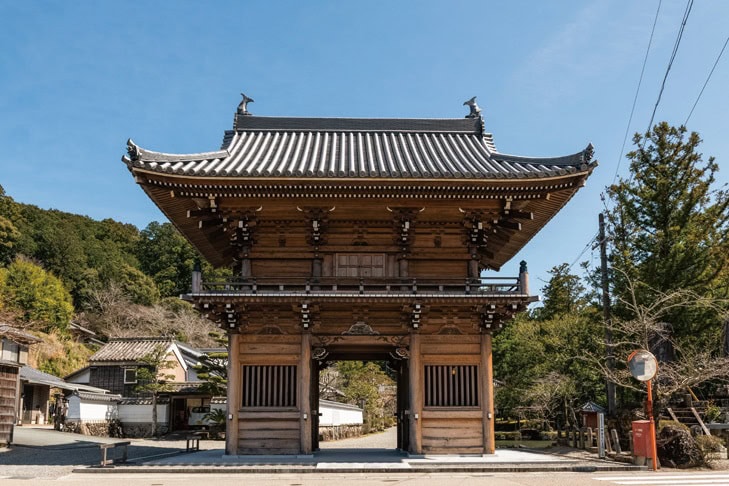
[599,212,617,416]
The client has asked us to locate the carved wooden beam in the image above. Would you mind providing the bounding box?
[388,207,423,256]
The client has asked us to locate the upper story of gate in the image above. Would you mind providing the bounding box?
[123,98,597,284]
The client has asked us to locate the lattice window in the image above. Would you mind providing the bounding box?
[424,365,479,407]
[242,365,297,408]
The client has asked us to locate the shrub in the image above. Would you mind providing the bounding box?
[540,431,558,440]
[495,431,522,440]
[704,403,722,424]
[696,434,724,453]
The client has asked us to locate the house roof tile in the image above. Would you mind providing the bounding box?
[124,115,595,181]
[89,337,173,363]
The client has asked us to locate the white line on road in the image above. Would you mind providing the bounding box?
[595,475,729,486]
[596,476,729,481]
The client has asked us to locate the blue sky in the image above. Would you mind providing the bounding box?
[1,1,727,294]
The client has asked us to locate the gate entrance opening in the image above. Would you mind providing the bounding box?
[315,357,400,452]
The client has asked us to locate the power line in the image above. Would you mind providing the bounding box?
[643,0,694,139]
[567,230,599,272]
[612,0,662,186]
[684,34,729,125]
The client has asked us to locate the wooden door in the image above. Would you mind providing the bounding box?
[336,254,385,277]
[396,360,410,451]
[311,360,320,451]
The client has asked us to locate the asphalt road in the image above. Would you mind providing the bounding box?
[0,426,220,479]
[4,427,729,485]
[3,471,729,486]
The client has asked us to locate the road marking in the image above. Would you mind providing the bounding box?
[595,474,729,485]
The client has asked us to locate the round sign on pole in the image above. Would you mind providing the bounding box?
[627,349,658,382]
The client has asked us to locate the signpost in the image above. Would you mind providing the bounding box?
[628,349,659,470]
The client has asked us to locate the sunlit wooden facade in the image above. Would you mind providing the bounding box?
[124,98,596,455]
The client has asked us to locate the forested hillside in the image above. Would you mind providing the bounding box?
[0,184,225,376]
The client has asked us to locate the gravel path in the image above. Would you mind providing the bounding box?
[319,427,397,450]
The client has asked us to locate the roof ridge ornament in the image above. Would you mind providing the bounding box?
[237,93,254,116]
[126,139,140,161]
[463,96,482,119]
[583,143,595,163]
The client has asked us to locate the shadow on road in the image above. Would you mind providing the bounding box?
[0,428,186,466]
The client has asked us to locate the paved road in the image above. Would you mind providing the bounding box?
[2,471,729,486]
[5,427,727,485]
[0,426,221,479]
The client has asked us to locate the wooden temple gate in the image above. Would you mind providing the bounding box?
[124,96,596,455]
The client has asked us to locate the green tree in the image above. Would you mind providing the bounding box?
[192,350,228,396]
[0,258,74,333]
[136,222,230,299]
[494,264,603,426]
[136,222,198,298]
[606,122,729,339]
[0,215,19,264]
[135,345,176,437]
[535,263,588,320]
[335,361,395,433]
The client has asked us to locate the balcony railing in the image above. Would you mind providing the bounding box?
[193,276,525,296]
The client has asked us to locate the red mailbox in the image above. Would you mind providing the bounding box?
[632,420,651,458]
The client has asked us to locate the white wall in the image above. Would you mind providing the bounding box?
[67,396,118,421]
[118,403,168,423]
[319,401,363,426]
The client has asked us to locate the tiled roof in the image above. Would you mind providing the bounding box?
[124,115,595,180]
[20,366,111,394]
[0,324,42,345]
[89,337,173,363]
[580,401,606,413]
[75,391,121,402]
[119,397,170,405]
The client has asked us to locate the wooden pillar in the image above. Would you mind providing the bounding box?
[481,332,495,454]
[299,332,312,454]
[226,333,241,455]
[468,257,479,281]
[408,332,422,454]
[312,258,322,279]
[241,258,251,278]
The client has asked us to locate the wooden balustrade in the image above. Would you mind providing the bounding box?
[197,276,523,295]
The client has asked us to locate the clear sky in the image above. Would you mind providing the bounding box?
[1,1,727,295]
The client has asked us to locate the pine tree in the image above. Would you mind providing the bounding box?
[607,122,729,339]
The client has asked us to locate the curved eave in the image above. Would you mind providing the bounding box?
[124,137,594,181]
[127,163,596,270]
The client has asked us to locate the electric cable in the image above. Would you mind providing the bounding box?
[612,0,662,186]
[684,34,729,125]
[643,0,694,141]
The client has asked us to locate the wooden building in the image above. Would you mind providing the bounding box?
[0,325,41,445]
[123,97,596,455]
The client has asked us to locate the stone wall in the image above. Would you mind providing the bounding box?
[319,424,363,442]
[63,420,114,437]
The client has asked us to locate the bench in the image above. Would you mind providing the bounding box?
[186,431,209,452]
[98,441,130,466]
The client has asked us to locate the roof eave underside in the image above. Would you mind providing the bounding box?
[129,166,595,271]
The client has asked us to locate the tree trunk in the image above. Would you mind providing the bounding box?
[152,392,158,438]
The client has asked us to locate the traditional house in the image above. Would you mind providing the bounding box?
[65,337,225,434]
[123,96,597,455]
[19,365,111,426]
[0,325,41,445]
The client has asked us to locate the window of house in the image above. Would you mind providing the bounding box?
[242,365,297,407]
[123,368,138,384]
[424,365,479,407]
[1,339,19,363]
